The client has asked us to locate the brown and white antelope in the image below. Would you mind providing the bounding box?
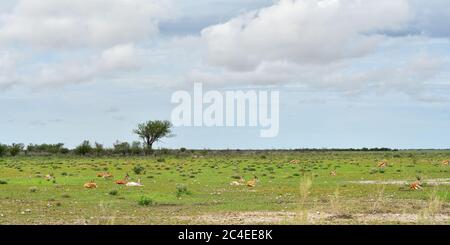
[115,173,129,185]
[97,172,114,178]
[410,177,422,190]
[377,160,388,168]
[230,176,245,186]
[246,176,258,187]
[126,178,143,187]
[84,180,98,189]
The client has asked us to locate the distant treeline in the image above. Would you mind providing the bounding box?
[0,141,403,157]
[293,148,398,152]
[0,141,170,157]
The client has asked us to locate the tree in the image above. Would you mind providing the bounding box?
[113,141,131,156]
[0,144,8,157]
[74,140,92,156]
[9,143,24,157]
[133,120,173,150]
[94,142,105,156]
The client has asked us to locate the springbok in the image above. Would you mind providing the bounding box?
[377,160,388,168]
[84,180,98,189]
[330,170,337,176]
[230,176,245,186]
[442,160,449,166]
[410,177,422,190]
[45,174,54,181]
[126,178,143,187]
[97,172,114,178]
[115,174,129,185]
[246,176,258,187]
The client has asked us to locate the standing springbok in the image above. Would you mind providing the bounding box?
[377,160,388,168]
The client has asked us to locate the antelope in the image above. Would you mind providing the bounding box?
[115,173,129,185]
[290,160,300,164]
[45,174,54,181]
[410,177,422,190]
[230,176,245,186]
[330,170,337,176]
[377,160,388,168]
[442,160,449,166]
[84,180,98,189]
[97,172,114,178]
[246,176,258,187]
[126,178,143,187]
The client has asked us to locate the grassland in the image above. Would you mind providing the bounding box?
[0,150,449,224]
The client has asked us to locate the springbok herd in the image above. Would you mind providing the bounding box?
[78,158,450,191]
[83,173,143,189]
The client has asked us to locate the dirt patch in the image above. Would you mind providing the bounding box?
[348,178,450,186]
[177,211,450,224]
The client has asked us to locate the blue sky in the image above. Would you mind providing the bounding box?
[0,0,450,149]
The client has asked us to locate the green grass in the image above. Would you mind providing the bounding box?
[0,150,449,224]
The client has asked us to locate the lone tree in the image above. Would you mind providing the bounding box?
[134,120,173,150]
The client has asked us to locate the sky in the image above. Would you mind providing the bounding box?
[0,0,450,149]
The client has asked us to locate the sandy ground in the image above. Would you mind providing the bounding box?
[177,211,450,225]
[347,178,450,186]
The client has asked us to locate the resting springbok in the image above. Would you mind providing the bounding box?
[246,176,258,187]
[126,178,143,187]
[410,177,422,190]
[84,180,98,189]
[97,172,114,178]
[115,174,129,185]
[442,160,449,166]
[230,176,245,186]
[330,170,337,176]
[45,174,54,181]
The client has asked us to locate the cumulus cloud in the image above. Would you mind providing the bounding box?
[32,43,142,87]
[0,0,174,49]
[201,0,411,71]
[189,47,450,101]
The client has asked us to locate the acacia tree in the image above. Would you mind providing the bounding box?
[133,120,173,150]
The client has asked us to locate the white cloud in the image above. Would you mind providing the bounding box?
[0,50,18,89]
[0,0,174,49]
[201,0,410,71]
[32,43,142,87]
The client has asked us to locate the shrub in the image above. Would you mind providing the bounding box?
[29,186,38,193]
[176,184,191,198]
[369,168,378,174]
[0,179,8,185]
[133,165,145,175]
[74,141,92,155]
[138,196,154,206]
[180,147,187,152]
[109,190,118,196]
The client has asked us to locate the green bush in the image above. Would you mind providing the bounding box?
[176,184,191,198]
[0,179,8,184]
[109,190,118,196]
[138,196,154,206]
[133,165,145,175]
